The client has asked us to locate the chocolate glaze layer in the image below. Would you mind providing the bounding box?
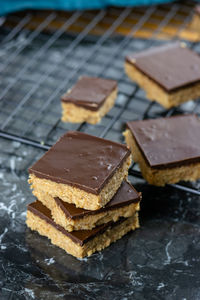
[29,131,131,194]
[61,76,117,111]
[126,43,200,92]
[28,201,126,246]
[55,180,141,220]
[126,114,200,169]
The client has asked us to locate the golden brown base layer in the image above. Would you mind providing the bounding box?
[26,210,139,258]
[61,88,117,124]
[125,61,200,109]
[124,129,200,186]
[28,154,132,211]
[34,190,140,231]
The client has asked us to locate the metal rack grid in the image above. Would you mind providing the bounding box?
[0,1,200,196]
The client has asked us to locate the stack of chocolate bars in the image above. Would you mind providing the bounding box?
[26,131,141,258]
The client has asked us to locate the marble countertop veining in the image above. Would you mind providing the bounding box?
[0,138,200,300]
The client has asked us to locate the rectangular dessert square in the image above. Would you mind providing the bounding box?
[61,76,117,124]
[125,43,200,108]
[29,131,131,210]
[26,201,139,258]
[124,114,200,186]
[35,180,141,231]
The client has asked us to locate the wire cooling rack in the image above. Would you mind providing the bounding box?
[0,1,200,196]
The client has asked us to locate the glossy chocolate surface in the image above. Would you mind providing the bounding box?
[29,131,130,194]
[126,43,200,92]
[55,181,141,220]
[127,114,200,169]
[28,201,125,246]
[61,76,117,111]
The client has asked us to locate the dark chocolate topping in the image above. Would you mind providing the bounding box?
[29,131,130,194]
[28,201,126,246]
[126,43,200,92]
[55,180,141,220]
[61,76,117,111]
[127,114,200,169]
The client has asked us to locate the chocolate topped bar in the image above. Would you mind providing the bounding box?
[126,43,200,92]
[55,181,141,220]
[126,114,200,169]
[28,201,125,246]
[29,131,130,194]
[61,76,117,111]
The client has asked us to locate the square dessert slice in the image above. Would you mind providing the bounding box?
[35,181,141,231]
[26,201,139,258]
[123,114,200,186]
[125,43,200,108]
[190,5,200,31]
[61,76,117,124]
[29,131,131,210]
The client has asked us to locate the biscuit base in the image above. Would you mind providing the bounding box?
[125,61,200,109]
[33,190,140,231]
[28,154,132,211]
[124,129,200,186]
[61,88,117,124]
[26,210,139,258]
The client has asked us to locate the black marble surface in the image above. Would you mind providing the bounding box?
[1,139,200,300]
